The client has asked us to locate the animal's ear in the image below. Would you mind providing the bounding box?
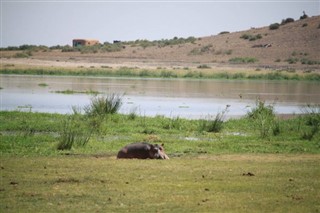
[149,144,154,150]
[161,143,164,147]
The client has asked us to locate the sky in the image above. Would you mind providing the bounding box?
[1,0,319,47]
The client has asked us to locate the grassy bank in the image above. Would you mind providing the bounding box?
[0,110,319,156]
[1,67,320,81]
[1,111,319,212]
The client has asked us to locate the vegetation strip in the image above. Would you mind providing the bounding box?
[53,89,100,95]
[0,99,319,156]
[1,67,320,81]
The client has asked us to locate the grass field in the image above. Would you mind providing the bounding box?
[0,110,319,212]
[1,155,320,212]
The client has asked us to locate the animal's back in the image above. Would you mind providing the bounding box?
[117,143,151,159]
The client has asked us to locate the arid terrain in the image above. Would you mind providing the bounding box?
[1,15,320,72]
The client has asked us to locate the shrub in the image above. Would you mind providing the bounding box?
[14,51,32,58]
[269,23,280,30]
[281,18,294,25]
[225,49,232,55]
[160,71,177,78]
[240,34,250,40]
[189,45,213,55]
[139,70,152,77]
[101,43,123,52]
[125,36,196,49]
[197,64,211,69]
[240,34,262,41]
[286,58,299,64]
[61,45,77,52]
[300,58,320,65]
[229,57,258,64]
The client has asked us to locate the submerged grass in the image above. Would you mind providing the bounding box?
[53,89,100,95]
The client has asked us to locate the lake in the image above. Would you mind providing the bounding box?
[1,75,319,119]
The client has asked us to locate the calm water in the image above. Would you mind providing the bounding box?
[1,75,319,119]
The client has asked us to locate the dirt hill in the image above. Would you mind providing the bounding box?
[1,15,320,72]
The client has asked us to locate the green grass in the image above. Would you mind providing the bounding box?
[1,67,320,81]
[53,89,100,95]
[38,83,48,87]
[0,111,319,156]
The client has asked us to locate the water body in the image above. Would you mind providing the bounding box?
[1,75,319,119]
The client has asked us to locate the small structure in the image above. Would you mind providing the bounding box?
[72,39,100,47]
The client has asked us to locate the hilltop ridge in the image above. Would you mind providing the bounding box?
[1,15,319,72]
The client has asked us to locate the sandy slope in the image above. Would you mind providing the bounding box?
[1,16,319,72]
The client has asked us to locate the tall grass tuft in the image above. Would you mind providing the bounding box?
[57,111,92,150]
[247,100,278,139]
[300,104,320,140]
[84,93,123,116]
[198,105,229,133]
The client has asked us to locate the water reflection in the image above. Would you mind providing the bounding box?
[1,75,319,119]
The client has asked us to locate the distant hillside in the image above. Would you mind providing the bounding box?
[1,15,319,72]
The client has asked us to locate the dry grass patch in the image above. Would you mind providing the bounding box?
[1,154,319,212]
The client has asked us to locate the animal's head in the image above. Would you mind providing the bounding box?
[150,144,169,160]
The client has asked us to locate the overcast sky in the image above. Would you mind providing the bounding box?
[1,0,319,47]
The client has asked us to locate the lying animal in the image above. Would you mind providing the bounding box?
[117,142,169,159]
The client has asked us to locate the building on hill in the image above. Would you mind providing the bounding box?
[72,39,100,47]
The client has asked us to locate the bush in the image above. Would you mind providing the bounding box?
[14,51,32,58]
[269,23,280,30]
[61,45,77,52]
[189,45,213,55]
[101,43,124,52]
[281,18,295,25]
[160,71,177,78]
[240,34,262,41]
[286,58,299,64]
[229,57,258,64]
[300,58,320,65]
[197,64,211,69]
[80,45,100,54]
[124,36,196,49]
